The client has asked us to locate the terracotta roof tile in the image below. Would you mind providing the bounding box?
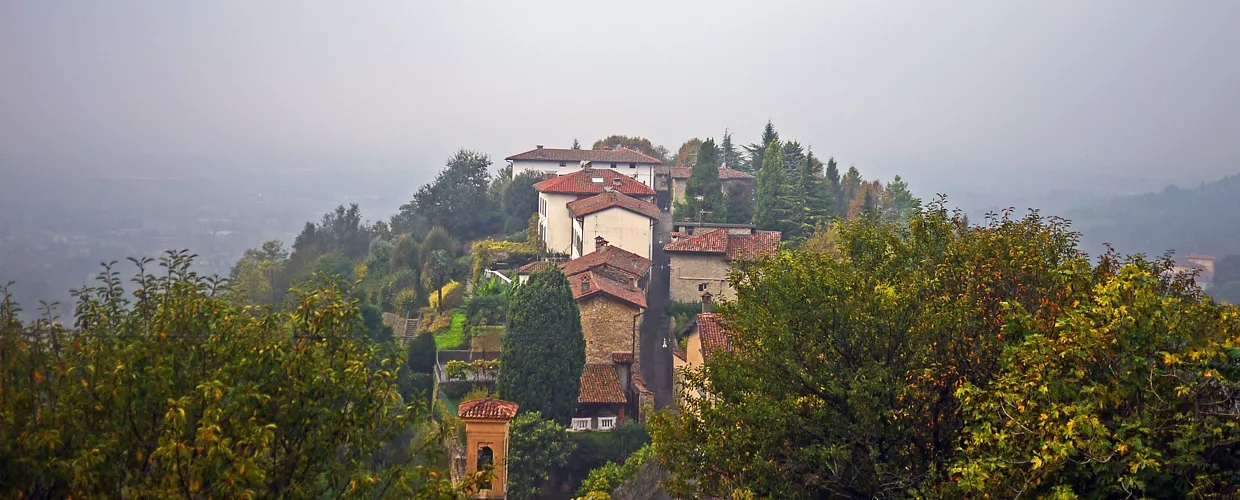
[559,245,651,279]
[611,352,634,364]
[534,168,657,197]
[697,313,733,362]
[664,228,780,261]
[725,231,781,260]
[672,348,687,362]
[457,398,519,420]
[567,191,660,220]
[578,364,628,404]
[632,371,654,395]
[507,147,662,164]
[571,271,646,309]
[517,261,552,274]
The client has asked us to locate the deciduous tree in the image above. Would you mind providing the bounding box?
[506,411,575,500]
[412,149,500,239]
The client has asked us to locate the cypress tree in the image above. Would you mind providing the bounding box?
[405,332,437,374]
[674,138,726,223]
[721,129,743,170]
[498,267,584,425]
[753,140,788,231]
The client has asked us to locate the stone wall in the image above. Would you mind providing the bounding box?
[578,295,642,365]
[668,253,734,304]
[610,462,671,500]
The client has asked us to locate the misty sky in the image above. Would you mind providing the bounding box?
[3,1,1240,204]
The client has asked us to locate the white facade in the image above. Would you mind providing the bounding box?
[514,159,656,189]
[538,191,580,256]
[570,207,654,260]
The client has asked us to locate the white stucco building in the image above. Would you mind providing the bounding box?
[533,168,657,257]
[567,191,659,260]
[507,146,662,189]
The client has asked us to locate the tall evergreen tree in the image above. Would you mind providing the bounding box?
[840,166,863,218]
[781,141,806,180]
[720,129,743,170]
[794,150,834,239]
[885,175,922,225]
[824,157,842,210]
[572,138,581,149]
[674,138,726,223]
[724,182,755,225]
[498,267,585,425]
[742,121,779,173]
[752,140,789,231]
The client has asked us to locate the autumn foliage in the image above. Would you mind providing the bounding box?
[651,199,1240,498]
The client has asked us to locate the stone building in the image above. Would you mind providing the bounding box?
[455,398,519,499]
[663,227,781,303]
[658,166,755,208]
[672,292,733,402]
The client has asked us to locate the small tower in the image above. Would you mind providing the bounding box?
[457,398,519,499]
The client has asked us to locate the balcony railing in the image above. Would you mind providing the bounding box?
[568,416,619,432]
[570,418,592,432]
[598,416,617,430]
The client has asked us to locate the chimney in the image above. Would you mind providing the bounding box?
[701,291,713,313]
[536,144,544,149]
[628,275,638,291]
[595,236,608,253]
[580,274,591,293]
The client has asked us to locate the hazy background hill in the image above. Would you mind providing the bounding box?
[1066,174,1240,259]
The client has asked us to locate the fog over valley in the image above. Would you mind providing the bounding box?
[4,1,1240,317]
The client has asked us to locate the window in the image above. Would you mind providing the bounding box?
[559,161,566,167]
[477,446,494,489]
[570,418,592,431]
[598,416,618,430]
[698,283,709,292]
[629,163,636,168]
[610,163,617,168]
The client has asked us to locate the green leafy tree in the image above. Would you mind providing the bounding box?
[498,266,584,425]
[951,262,1240,497]
[501,171,543,235]
[506,411,575,500]
[787,150,834,241]
[413,149,500,240]
[751,140,788,231]
[672,138,703,167]
[590,135,669,163]
[652,202,1114,498]
[724,182,755,225]
[228,242,287,305]
[406,332,438,373]
[673,138,726,223]
[0,253,476,498]
[425,249,453,313]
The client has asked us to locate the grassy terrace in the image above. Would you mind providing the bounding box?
[435,313,467,350]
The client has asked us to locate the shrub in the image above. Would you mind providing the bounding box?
[564,422,650,489]
[465,294,507,326]
[577,445,652,497]
[428,280,463,311]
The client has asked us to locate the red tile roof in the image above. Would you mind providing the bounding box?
[559,245,651,279]
[578,364,628,404]
[533,169,656,197]
[571,271,646,309]
[672,348,687,362]
[668,166,755,180]
[567,191,660,220]
[632,371,654,395]
[611,352,634,364]
[507,147,662,164]
[663,228,780,261]
[697,313,733,362]
[458,398,519,420]
[517,261,552,274]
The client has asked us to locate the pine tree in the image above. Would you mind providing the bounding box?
[674,138,726,223]
[795,150,834,238]
[721,129,743,171]
[781,141,806,180]
[840,167,863,218]
[885,175,922,225]
[498,267,584,425]
[742,121,779,173]
[753,140,788,231]
[824,157,842,212]
[572,138,581,149]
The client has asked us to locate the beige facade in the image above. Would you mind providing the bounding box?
[462,418,512,499]
[538,191,579,256]
[578,295,643,366]
[668,253,734,304]
[571,208,653,260]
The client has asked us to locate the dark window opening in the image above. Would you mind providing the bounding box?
[610,163,617,168]
[559,161,566,167]
[630,163,637,168]
[477,446,494,489]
